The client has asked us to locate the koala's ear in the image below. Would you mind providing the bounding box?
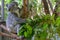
[6,4,8,7]
[6,4,10,11]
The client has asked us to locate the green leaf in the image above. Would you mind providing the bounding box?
[24,31,28,37]
[56,16,60,26]
[43,23,48,30]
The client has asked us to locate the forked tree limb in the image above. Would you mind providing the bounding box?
[0,24,21,40]
[0,32,16,39]
[0,24,9,32]
[42,0,50,14]
[47,0,53,12]
[0,32,20,40]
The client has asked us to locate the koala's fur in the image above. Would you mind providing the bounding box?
[6,1,22,18]
[6,2,26,33]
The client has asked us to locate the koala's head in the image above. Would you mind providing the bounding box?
[6,2,22,17]
[12,7,22,17]
[6,1,18,12]
[11,1,18,7]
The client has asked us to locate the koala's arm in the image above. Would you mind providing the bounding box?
[15,17,26,24]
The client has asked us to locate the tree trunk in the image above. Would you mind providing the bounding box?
[1,0,4,21]
[21,0,29,18]
[47,0,53,12]
[42,0,50,14]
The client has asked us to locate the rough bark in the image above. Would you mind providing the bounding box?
[42,0,50,14]
[47,0,53,12]
[21,0,29,18]
[1,0,4,21]
[0,24,21,40]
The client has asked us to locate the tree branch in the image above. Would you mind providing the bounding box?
[0,24,21,40]
[47,0,53,12]
[42,0,50,14]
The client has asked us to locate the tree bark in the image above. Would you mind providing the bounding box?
[0,25,21,40]
[42,0,50,14]
[47,0,53,12]
[21,0,29,18]
[1,0,4,21]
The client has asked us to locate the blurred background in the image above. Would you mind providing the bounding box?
[0,0,60,40]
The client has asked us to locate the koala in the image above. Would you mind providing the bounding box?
[13,7,22,18]
[6,1,18,10]
[6,2,26,34]
[6,1,23,18]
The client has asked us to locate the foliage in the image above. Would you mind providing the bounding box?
[17,0,23,8]
[2,0,60,40]
[50,0,56,6]
[18,23,33,38]
[55,3,60,13]
[5,0,13,4]
[18,14,60,40]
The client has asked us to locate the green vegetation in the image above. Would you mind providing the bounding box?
[0,0,60,40]
[18,14,60,40]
